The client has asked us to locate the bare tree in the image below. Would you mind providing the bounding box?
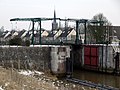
[89,13,112,44]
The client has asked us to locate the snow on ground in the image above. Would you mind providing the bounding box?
[0,86,4,90]
[18,70,34,76]
[18,70,44,76]
[5,82,9,87]
[34,70,44,75]
[0,67,96,90]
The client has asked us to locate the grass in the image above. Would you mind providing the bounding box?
[0,66,97,90]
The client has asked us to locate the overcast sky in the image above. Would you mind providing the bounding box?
[0,0,120,30]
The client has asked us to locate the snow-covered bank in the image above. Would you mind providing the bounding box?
[0,67,97,90]
[18,70,44,76]
[0,86,4,90]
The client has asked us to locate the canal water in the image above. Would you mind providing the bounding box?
[73,70,120,89]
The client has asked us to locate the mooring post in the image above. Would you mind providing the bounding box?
[114,52,119,74]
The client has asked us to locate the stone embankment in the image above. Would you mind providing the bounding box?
[0,46,50,71]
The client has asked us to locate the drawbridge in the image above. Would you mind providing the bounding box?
[10,17,103,45]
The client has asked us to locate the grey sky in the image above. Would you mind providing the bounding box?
[0,0,119,30]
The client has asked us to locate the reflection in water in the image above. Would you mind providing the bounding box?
[73,70,120,89]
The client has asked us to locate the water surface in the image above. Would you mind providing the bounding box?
[73,70,120,89]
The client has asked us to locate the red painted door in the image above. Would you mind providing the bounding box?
[84,45,98,68]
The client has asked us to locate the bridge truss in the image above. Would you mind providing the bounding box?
[10,18,103,45]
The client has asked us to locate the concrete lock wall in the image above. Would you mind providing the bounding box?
[0,46,51,72]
